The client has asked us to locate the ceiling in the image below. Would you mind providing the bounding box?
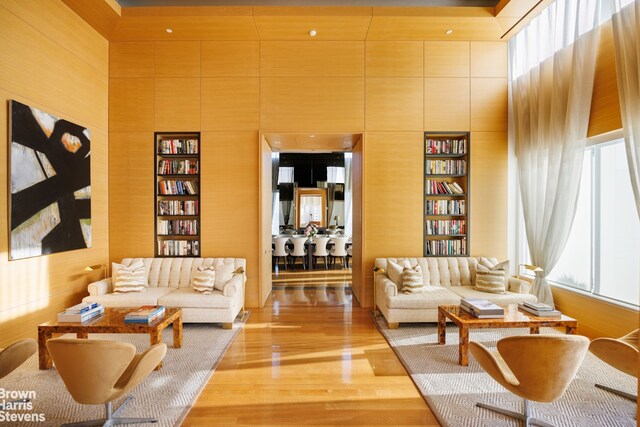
[117,0,500,7]
[263,133,361,153]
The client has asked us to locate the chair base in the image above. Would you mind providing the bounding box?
[595,383,638,402]
[62,396,157,427]
[476,399,554,427]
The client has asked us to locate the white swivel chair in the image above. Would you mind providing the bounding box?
[312,236,331,270]
[272,236,291,271]
[329,237,349,269]
[290,236,308,270]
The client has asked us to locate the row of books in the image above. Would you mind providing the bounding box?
[426,220,466,236]
[425,180,464,195]
[158,180,199,195]
[58,302,104,323]
[158,200,199,216]
[518,301,561,317]
[158,239,200,256]
[157,160,199,175]
[157,219,198,236]
[426,200,466,215]
[425,239,467,255]
[425,160,466,175]
[425,138,466,155]
[460,298,504,319]
[157,139,198,155]
[124,306,166,324]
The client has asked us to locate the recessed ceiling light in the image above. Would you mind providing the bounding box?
[309,30,317,37]
[273,140,280,144]
[166,28,173,33]
[309,134,316,138]
[445,29,453,35]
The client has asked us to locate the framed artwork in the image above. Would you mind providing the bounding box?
[8,100,91,260]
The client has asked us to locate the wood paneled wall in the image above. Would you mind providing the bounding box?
[0,0,109,348]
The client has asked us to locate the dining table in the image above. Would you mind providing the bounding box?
[273,235,352,270]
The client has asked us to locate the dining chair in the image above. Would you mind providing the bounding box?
[289,236,308,270]
[272,236,291,271]
[312,236,331,270]
[329,237,349,269]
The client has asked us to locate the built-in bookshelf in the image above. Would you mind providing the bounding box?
[154,132,201,257]
[424,132,470,256]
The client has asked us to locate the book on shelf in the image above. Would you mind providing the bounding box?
[124,305,166,324]
[459,304,504,319]
[58,304,104,323]
[461,298,504,315]
[518,303,562,317]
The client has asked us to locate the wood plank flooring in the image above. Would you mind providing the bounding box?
[182,270,439,426]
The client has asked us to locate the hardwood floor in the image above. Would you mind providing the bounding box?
[182,271,439,426]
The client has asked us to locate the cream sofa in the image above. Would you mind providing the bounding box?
[374,257,537,328]
[83,257,246,328]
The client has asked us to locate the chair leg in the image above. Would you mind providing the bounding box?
[476,399,555,427]
[595,384,638,402]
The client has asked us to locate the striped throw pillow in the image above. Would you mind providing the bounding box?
[401,264,427,294]
[112,261,147,293]
[192,266,216,294]
[474,260,509,294]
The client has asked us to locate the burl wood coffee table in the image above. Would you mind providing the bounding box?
[38,307,182,370]
[438,304,578,366]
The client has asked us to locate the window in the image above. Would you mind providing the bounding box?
[519,137,640,307]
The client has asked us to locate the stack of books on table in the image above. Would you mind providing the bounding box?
[460,298,504,319]
[518,301,561,317]
[124,306,166,324]
[57,302,104,323]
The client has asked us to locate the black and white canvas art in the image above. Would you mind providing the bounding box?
[9,100,91,260]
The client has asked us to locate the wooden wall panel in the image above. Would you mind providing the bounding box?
[365,41,423,77]
[0,2,108,348]
[109,132,155,263]
[261,42,364,77]
[155,41,201,78]
[201,41,260,77]
[351,139,365,305]
[470,41,508,78]
[260,78,364,131]
[253,16,371,41]
[155,78,201,131]
[112,16,259,41]
[425,78,470,131]
[200,132,259,308]
[588,21,622,137]
[470,78,508,131]
[469,131,508,259]
[366,78,423,131]
[424,41,470,77]
[201,78,259,131]
[110,42,155,78]
[109,78,155,131]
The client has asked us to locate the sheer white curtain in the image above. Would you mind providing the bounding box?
[327,166,345,223]
[510,0,603,306]
[344,154,353,237]
[612,0,640,219]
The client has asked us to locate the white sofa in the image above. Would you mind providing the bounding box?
[374,257,537,328]
[83,257,246,328]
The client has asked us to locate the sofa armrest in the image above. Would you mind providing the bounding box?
[88,278,112,296]
[223,274,243,298]
[508,277,531,294]
[376,275,398,297]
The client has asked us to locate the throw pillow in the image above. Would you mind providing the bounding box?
[387,259,410,287]
[191,266,216,294]
[112,261,147,293]
[401,264,427,294]
[213,262,235,292]
[474,260,509,294]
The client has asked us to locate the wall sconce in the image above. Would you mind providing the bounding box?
[85,264,108,279]
[518,264,543,279]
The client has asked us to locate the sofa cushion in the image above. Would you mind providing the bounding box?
[191,266,216,294]
[387,259,410,287]
[213,260,235,291]
[387,286,460,309]
[401,265,427,294]
[112,261,147,293]
[474,260,509,294]
[83,287,173,307]
[448,286,537,306]
[158,287,232,309]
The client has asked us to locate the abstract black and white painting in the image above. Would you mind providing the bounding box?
[9,100,91,260]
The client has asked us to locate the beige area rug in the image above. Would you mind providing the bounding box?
[1,315,248,427]
[373,315,637,427]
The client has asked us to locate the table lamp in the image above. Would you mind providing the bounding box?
[85,264,108,279]
[518,264,543,279]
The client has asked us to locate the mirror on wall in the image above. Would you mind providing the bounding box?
[295,188,327,228]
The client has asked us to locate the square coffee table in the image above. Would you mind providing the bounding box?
[438,304,578,366]
[38,307,182,370]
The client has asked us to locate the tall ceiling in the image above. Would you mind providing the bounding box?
[117,0,500,7]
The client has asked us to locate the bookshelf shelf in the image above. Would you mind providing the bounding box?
[155,132,201,257]
[424,132,470,256]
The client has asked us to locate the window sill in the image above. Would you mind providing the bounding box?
[549,281,639,312]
